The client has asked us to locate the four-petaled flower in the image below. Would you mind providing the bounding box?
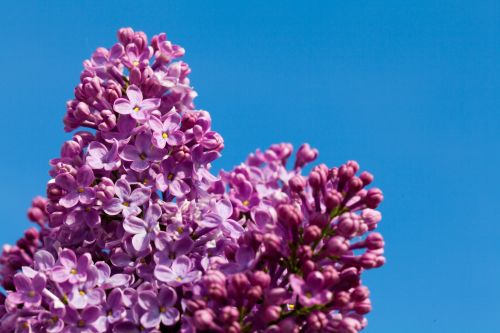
[137,287,180,328]
[149,111,185,148]
[113,85,160,122]
[154,255,201,287]
[104,178,151,217]
[55,166,95,208]
[123,204,161,251]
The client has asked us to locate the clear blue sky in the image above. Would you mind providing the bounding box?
[1,1,499,332]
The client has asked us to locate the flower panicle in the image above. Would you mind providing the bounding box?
[0,27,385,333]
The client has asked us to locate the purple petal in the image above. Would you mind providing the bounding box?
[81,306,101,323]
[115,179,131,200]
[59,249,77,268]
[79,188,96,205]
[154,265,175,283]
[138,291,158,310]
[166,131,185,146]
[55,173,76,191]
[172,256,192,275]
[134,132,151,152]
[160,308,180,326]
[13,274,31,292]
[123,216,146,234]
[131,160,149,172]
[32,274,46,292]
[216,199,233,219]
[129,188,151,206]
[114,99,133,115]
[88,142,107,159]
[60,192,79,208]
[149,117,164,132]
[140,98,161,111]
[158,287,177,307]
[120,145,140,161]
[107,289,123,308]
[103,198,123,215]
[169,179,190,197]
[132,233,149,251]
[50,266,70,283]
[126,85,143,105]
[77,166,94,187]
[145,204,161,224]
[141,310,161,329]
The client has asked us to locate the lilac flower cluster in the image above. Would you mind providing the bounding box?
[0,28,385,333]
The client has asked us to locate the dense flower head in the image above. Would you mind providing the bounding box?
[0,28,385,333]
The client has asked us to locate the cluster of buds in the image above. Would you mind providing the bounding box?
[0,28,385,333]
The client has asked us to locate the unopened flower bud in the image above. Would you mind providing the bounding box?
[303,225,322,244]
[294,144,318,169]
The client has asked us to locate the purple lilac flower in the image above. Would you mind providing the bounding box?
[201,199,244,239]
[6,273,45,308]
[137,287,179,328]
[149,112,185,148]
[50,250,91,284]
[155,158,190,197]
[113,85,160,122]
[86,139,121,171]
[104,179,150,217]
[154,255,201,287]
[63,306,103,333]
[120,132,165,172]
[55,166,95,208]
[123,204,161,251]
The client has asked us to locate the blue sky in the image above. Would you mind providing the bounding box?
[1,1,499,332]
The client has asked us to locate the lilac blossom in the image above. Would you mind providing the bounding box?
[123,204,161,251]
[149,112,185,148]
[113,85,160,122]
[86,139,121,171]
[55,166,95,208]
[103,179,150,217]
[120,132,165,172]
[50,250,91,284]
[6,274,45,308]
[137,287,179,328]
[155,157,190,197]
[154,255,201,287]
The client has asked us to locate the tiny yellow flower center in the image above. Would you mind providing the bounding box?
[305,292,312,298]
[78,188,84,193]
[242,200,250,207]
[133,106,140,112]
[287,304,295,310]
[107,310,113,316]
[22,322,30,329]
[77,320,86,328]
[79,290,86,296]
[70,268,78,275]
[159,306,166,313]
[85,207,91,212]
[176,276,183,282]
[167,173,174,180]
[139,153,147,160]
[176,226,184,234]
[162,132,169,139]
[132,60,140,67]
[27,290,36,297]
[143,179,149,185]
[123,202,130,207]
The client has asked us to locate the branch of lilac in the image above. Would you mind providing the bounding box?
[0,27,385,333]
